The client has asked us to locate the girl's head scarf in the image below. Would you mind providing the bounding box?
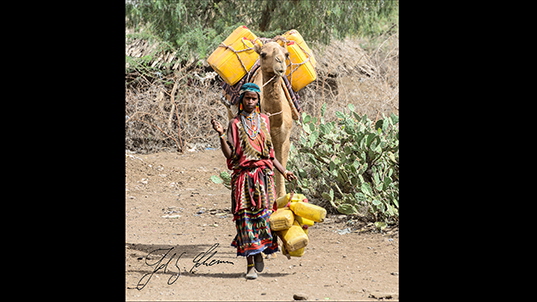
[238,83,261,113]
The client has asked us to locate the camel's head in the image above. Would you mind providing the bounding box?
[255,41,289,77]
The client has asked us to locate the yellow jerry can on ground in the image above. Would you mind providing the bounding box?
[278,221,309,252]
[289,201,327,223]
[207,25,261,85]
[269,207,295,231]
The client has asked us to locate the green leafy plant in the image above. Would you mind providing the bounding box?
[210,170,232,190]
[126,0,399,51]
[287,103,399,223]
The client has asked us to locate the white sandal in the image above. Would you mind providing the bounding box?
[245,263,258,280]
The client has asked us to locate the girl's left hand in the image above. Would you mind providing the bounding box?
[284,170,297,181]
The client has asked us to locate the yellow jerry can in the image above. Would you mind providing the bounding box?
[282,242,306,258]
[221,25,261,47]
[279,221,309,252]
[285,41,317,92]
[269,207,295,231]
[207,25,261,85]
[295,215,315,227]
[287,226,309,257]
[276,193,306,209]
[282,29,317,67]
[279,224,309,258]
[289,201,326,223]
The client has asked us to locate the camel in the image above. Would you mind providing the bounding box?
[225,41,297,198]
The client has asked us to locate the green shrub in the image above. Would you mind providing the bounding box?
[210,171,232,190]
[286,103,399,223]
[126,0,399,53]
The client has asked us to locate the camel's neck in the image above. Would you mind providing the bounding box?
[261,72,282,113]
[261,71,278,87]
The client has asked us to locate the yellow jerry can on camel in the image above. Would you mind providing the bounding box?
[282,29,317,67]
[278,29,317,92]
[208,26,317,91]
[207,26,262,85]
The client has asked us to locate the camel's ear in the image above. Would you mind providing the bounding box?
[254,43,262,55]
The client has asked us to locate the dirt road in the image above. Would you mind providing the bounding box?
[125,150,398,301]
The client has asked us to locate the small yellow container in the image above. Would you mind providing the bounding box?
[279,221,309,252]
[207,26,261,85]
[275,194,289,209]
[276,193,306,209]
[285,41,317,92]
[283,29,317,67]
[289,201,326,223]
[269,207,295,231]
[295,215,315,227]
[287,226,309,257]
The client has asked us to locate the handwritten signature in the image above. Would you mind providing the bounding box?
[135,243,234,290]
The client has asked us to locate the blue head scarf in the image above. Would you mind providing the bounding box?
[238,83,261,113]
[238,83,261,100]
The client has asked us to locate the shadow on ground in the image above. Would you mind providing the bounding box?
[186,271,291,279]
[126,242,216,256]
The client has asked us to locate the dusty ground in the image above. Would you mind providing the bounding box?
[125,149,398,301]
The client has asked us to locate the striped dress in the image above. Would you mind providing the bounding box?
[225,112,279,257]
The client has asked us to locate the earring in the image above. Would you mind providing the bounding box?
[239,103,243,111]
[256,104,260,113]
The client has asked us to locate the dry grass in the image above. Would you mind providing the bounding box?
[300,33,399,121]
[125,32,398,153]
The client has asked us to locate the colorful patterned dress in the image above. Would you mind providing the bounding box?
[226,112,279,257]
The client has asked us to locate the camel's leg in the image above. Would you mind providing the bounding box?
[272,127,286,198]
[272,122,292,198]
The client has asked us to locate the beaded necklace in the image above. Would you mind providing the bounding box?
[240,111,261,140]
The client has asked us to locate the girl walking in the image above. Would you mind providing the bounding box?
[211,82,296,279]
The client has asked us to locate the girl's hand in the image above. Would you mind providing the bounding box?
[211,119,224,135]
[284,170,297,181]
